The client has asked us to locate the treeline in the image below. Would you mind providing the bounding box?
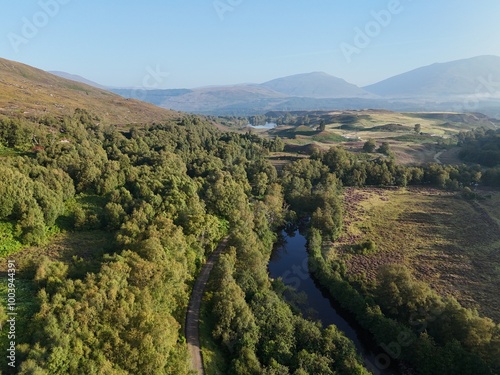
[274,147,500,374]
[311,146,483,190]
[458,127,500,167]
[307,228,499,375]
[278,146,483,235]
[457,127,500,185]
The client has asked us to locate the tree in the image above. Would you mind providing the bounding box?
[377,142,391,156]
[363,139,377,153]
[318,120,326,132]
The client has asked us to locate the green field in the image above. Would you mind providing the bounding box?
[263,110,497,165]
[328,187,500,322]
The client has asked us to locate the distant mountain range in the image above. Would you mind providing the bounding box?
[50,56,500,117]
[364,55,500,98]
[260,72,373,98]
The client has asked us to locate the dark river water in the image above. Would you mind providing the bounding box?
[268,229,398,375]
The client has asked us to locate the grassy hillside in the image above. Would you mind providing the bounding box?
[0,57,178,125]
[331,187,500,322]
[263,109,498,164]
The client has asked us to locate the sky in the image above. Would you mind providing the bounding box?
[1,0,500,89]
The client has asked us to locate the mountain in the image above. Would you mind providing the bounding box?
[49,71,107,90]
[0,58,177,124]
[111,84,289,114]
[260,72,373,98]
[364,55,500,98]
[151,85,287,113]
[111,72,375,115]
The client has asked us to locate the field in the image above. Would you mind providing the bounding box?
[326,187,500,322]
[0,230,115,277]
[265,110,497,165]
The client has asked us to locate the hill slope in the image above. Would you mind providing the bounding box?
[364,55,500,98]
[0,58,177,124]
[260,72,373,98]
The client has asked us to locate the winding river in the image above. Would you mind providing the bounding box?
[268,229,398,375]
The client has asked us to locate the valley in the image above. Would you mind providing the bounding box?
[0,57,499,375]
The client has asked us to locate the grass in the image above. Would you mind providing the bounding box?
[330,187,500,322]
[0,230,115,281]
[0,145,23,157]
[261,110,491,164]
[389,134,438,144]
[311,132,346,143]
[0,222,23,258]
[0,57,177,125]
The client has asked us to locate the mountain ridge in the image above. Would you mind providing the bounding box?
[363,55,500,97]
[259,72,373,98]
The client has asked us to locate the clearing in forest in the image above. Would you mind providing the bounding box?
[328,187,500,322]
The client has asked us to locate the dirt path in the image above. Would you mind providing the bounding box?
[185,237,229,375]
[434,150,444,164]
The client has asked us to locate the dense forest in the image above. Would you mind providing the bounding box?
[0,111,368,374]
[0,110,499,374]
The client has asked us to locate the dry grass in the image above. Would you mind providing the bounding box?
[0,57,179,125]
[0,230,114,275]
[265,109,486,165]
[328,187,500,322]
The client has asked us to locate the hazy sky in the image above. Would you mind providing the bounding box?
[1,0,500,88]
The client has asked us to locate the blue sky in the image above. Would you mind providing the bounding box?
[1,0,500,88]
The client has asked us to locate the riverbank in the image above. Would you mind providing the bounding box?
[269,228,398,375]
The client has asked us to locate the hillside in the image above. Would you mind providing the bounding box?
[156,84,287,113]
[364,55,500,98]
[260,72,373,98]
[0,58,178,125]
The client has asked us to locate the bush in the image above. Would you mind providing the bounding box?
[350,239,377,254]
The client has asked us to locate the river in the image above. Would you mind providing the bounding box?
[268,229,398,375]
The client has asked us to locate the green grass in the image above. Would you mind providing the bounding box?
[311,132,346,143]
[389,134,437,144]
[272,126,316,139]
[0,222,22,258]
[0,145,23,157]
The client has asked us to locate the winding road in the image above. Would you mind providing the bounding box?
[185,237,229,375]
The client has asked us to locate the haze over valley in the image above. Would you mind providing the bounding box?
[49,55,500,117]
